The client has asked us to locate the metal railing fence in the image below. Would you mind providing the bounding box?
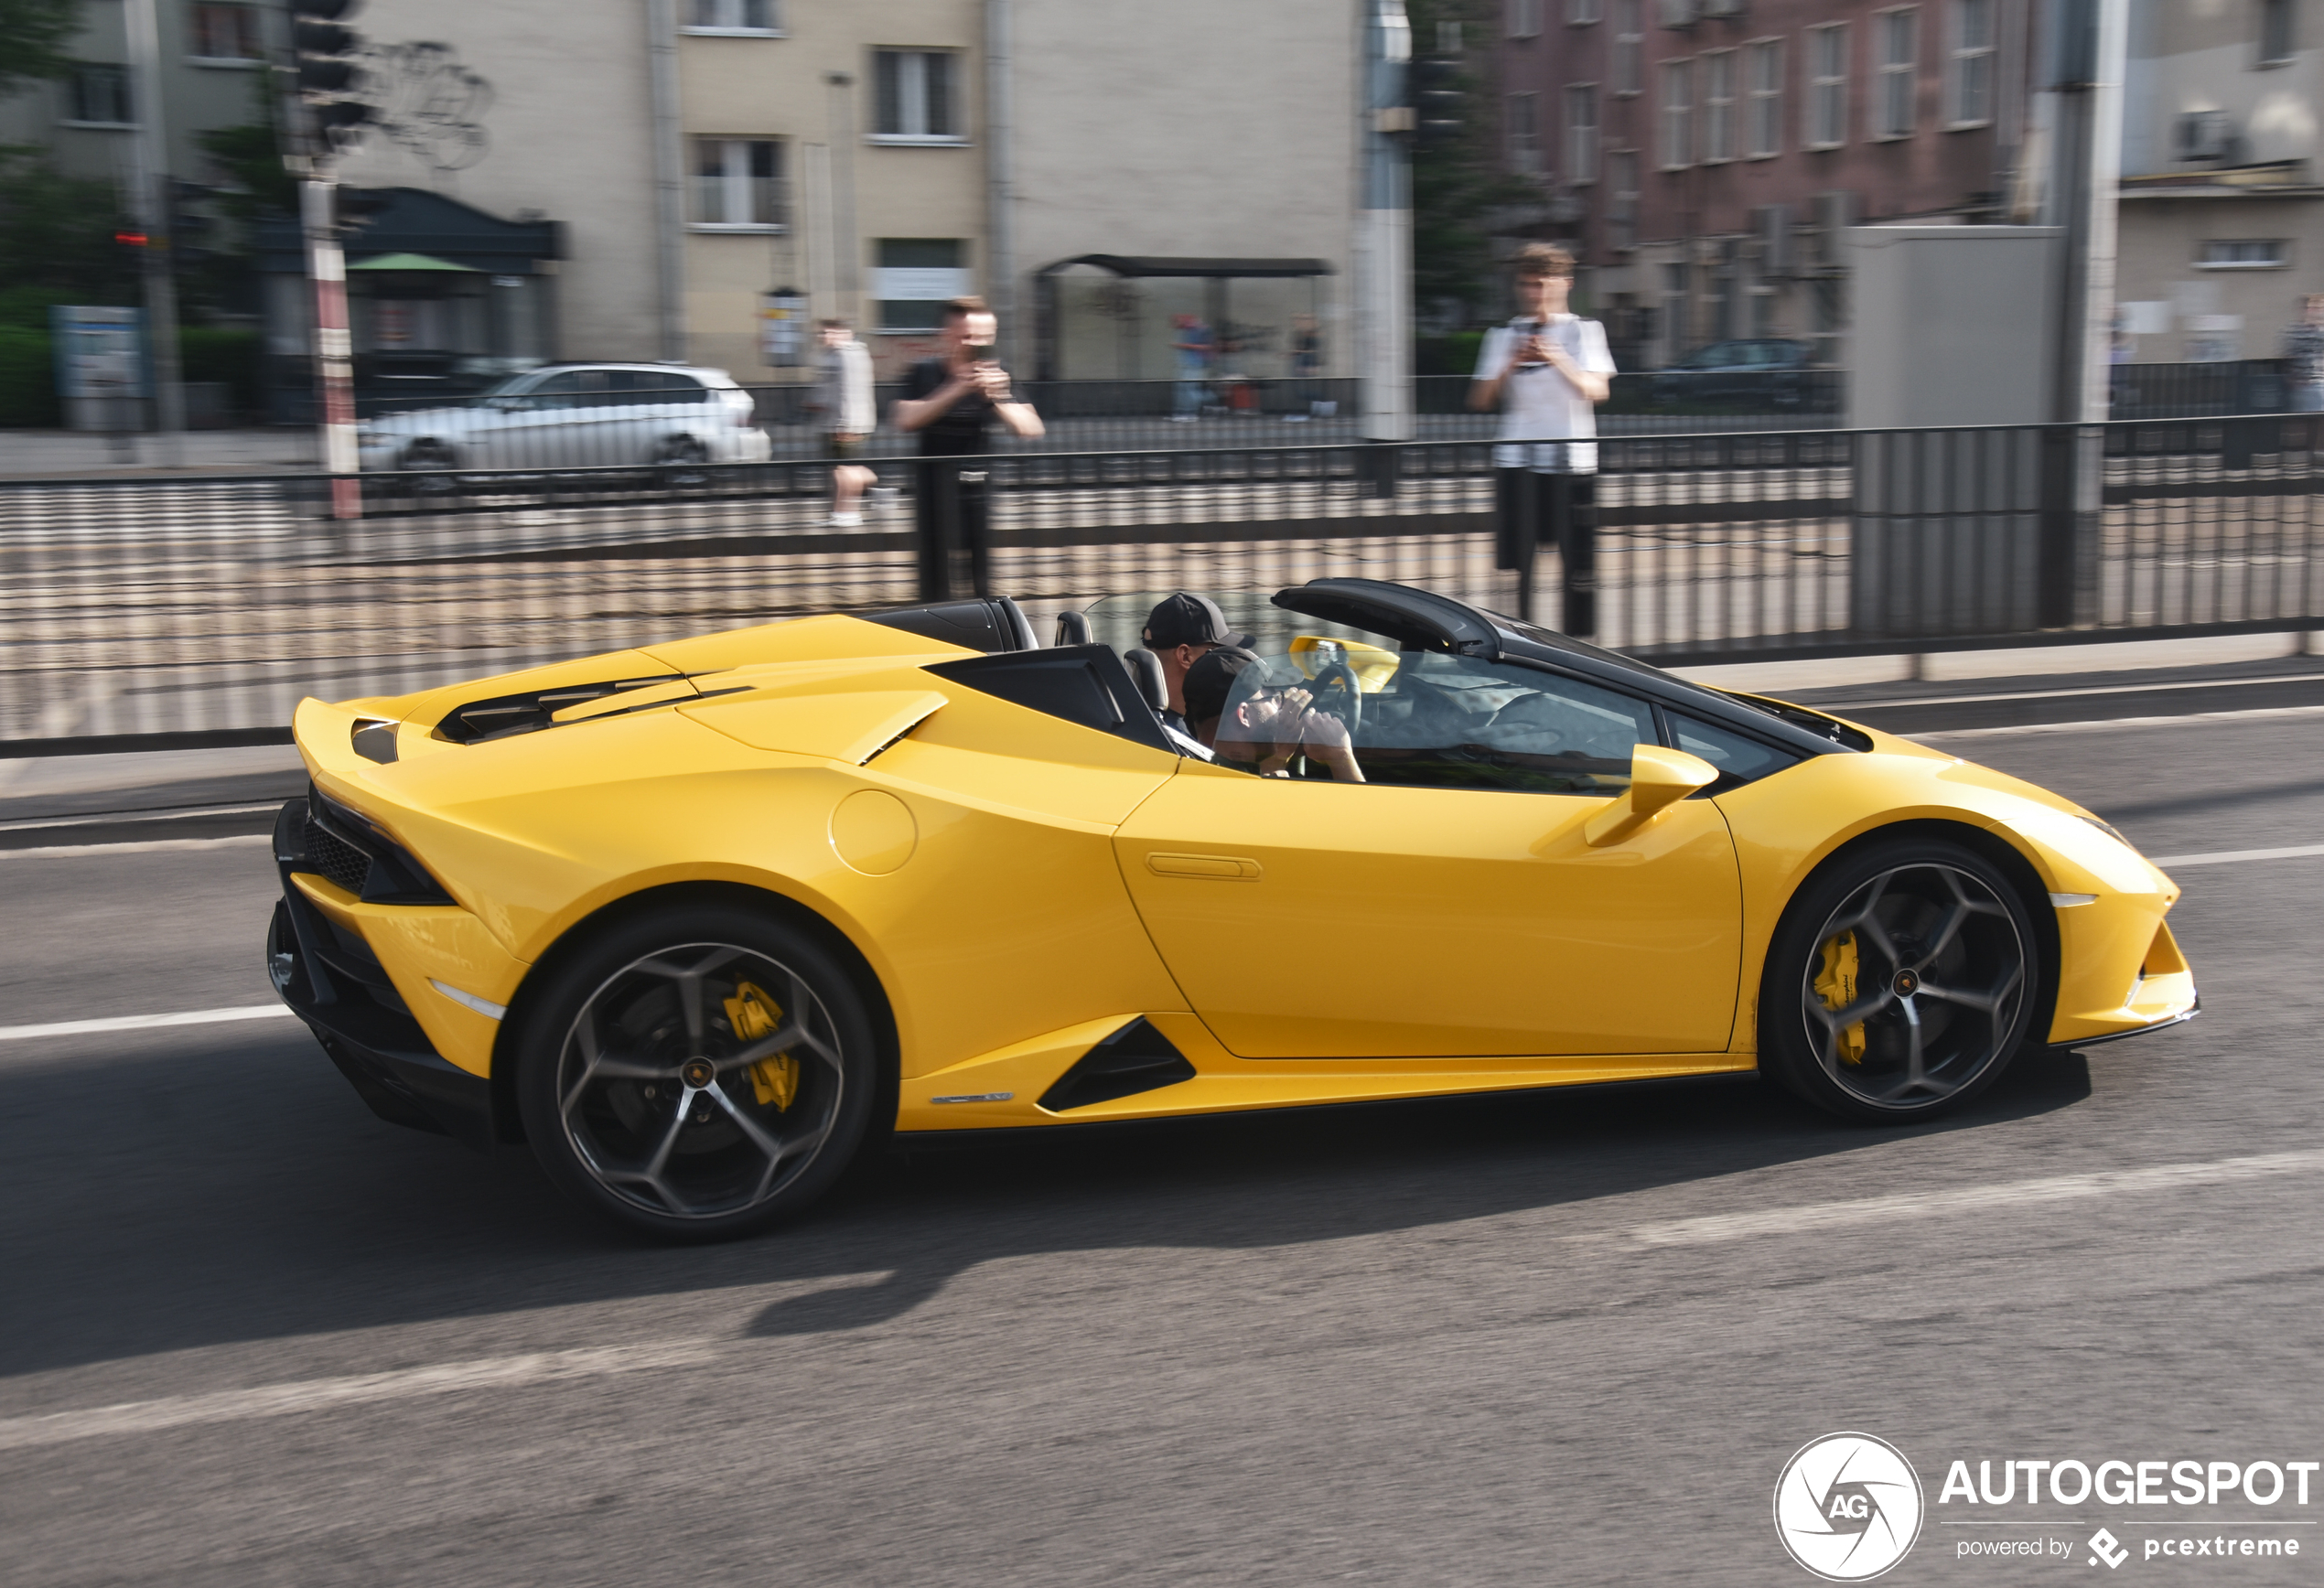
[3,415,2319,749]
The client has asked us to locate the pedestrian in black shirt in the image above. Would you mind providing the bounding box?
[891,296,1045,596]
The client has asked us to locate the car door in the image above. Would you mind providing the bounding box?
[488,370,595,469]
[1114,650,1743,1060]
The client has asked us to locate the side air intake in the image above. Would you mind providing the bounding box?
[1037,1018,1198,1112]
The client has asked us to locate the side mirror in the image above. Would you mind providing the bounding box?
[1583,744,1719,848]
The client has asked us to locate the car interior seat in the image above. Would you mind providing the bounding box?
[1123,648,1169,715]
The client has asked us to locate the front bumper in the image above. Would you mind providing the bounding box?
[268,797,498,1151]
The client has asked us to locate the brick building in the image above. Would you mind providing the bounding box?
[1493,0,2036,368]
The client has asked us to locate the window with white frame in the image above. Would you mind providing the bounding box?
[2260,0,2295,63]
[873,49,961,140]
[1807,23,1848,146]
[1660,59,1693,166]
[1614,0,1644,91]
[876,238,971,331]
[691,137,785,227]
[1875,8,1918,137]
[2198,238,2287,267]
[190,5,264,61]
[1568,0,1603,25]
[1509,0,1544,38]
[1703,49,1737,160]
[1565,84,1600,181]
[1508,90,1543,172]
[1744,39,1782,156]
[1609,148,1640,250]
[1948,0,1994,123]
[67,64,133,124]
[686,0,778,31]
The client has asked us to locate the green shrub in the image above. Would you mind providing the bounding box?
[0,326,60,426]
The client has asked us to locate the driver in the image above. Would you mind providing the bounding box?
[1140,592,1245,735]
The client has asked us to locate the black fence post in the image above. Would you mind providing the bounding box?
[2035,424,2085,630]
[916,458,958,602]
[1496,466,1537,622]
[1555,472,1598,638]
[1360,440,1401,499]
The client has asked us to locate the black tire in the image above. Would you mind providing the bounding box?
[653,435,711,487]
[398,439,461,496]
[1759,837,2039,1124]
[513,902,880,1240]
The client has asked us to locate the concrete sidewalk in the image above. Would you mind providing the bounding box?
[4,628,2317,848]
[0,427,319,478]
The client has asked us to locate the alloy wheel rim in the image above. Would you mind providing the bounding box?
[554,941,846,1218]
[1800,863,2027,1109]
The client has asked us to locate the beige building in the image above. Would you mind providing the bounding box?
[674,0,988,381]
[2115,0,2324,364]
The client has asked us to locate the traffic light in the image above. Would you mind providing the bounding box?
[293,0,371,150]
[1411,57,1465,148]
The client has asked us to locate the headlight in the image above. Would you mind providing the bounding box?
[2076,812,2138,852]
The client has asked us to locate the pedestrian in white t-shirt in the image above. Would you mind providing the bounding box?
[1469,243,1617,633]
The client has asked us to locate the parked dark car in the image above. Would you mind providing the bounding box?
[1649,339,1816,407]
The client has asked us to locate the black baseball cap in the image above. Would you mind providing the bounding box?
[1182,645,1260,725]
[1142,591,1238,649]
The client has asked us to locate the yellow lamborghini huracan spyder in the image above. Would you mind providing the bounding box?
[267,579,2196,1239]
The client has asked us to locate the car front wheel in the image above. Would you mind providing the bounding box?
[513,903,879,1239]
[1759,838,2039,1123]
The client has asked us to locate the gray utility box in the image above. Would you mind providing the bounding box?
[1843,225,2074,640]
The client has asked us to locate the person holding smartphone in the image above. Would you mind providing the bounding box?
[893,297,1045,596]
[1469,243,1616,635]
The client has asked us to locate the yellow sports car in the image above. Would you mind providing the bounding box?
[266,579,2196,1239]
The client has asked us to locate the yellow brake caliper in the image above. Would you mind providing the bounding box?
[722,980,798,1111]
[1813,931,1867,1065]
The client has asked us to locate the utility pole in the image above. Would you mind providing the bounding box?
[647,0,686,362]
[123,0,185,458]
[2031,0,2127,627]
[1357,0,1415,459]
[291,0,373,519]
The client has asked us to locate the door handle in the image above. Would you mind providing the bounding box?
[1145,852,1264,880]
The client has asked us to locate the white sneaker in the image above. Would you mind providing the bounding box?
[828,511,863,527]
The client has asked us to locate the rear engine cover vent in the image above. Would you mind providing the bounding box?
[1038,1018,1198,1112]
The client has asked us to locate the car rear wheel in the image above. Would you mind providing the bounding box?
[514,904,878,1240]
[653,435,711,487]
[1759,838,2039,1123]
[397,438,461,494]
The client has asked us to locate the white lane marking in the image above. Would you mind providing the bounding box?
[1828,671,2324,712]
[0,1342,718,1453]
[1592,1149,2324,1250]
[1917,703,2324,741]
[0,802,282,834]
[0,833,274,861]
[0,1004,296,1044]
[2149,842,2324,868]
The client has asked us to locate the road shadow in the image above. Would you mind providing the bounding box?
[0,1025,2093,1378]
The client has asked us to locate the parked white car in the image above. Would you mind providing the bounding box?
[356,363,773,478]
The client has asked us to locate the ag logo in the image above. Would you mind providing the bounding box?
[1773,1432,1925,1582]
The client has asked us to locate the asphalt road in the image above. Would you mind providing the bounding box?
[3,703,2321,1585]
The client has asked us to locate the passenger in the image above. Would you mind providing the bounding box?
[1182,645,1258,749]
[1215,679,1367,782]
[1140,592,1244,735]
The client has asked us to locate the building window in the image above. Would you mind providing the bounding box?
[2259,0,2295,62]
[1565,84,1600,181]
[1875,8,1918,137]
[1948,0,1994,123]
[2198,238,2287,267]
[1613,0,1644,91]
[686,0,780,32]
[1609,149,1640,250]
[1703,49,1737,161]
[1437,19,1465,52]
[67,64,133,125]
[1509,0,1544,38]
[691,137,786,227]
[875,238,970,332]
[1808,23,1849,146]
[873,48,961,140]
[1660,59,1693,167]
[190,4,264,61]
[1567,0,1602,25]
[1507,90,1542,173]
[1746,38,1783,156]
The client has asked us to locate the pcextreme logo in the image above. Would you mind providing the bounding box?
[1775,1432,1927,1582]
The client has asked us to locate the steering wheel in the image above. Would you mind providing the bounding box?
[1303,660,1363,740]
